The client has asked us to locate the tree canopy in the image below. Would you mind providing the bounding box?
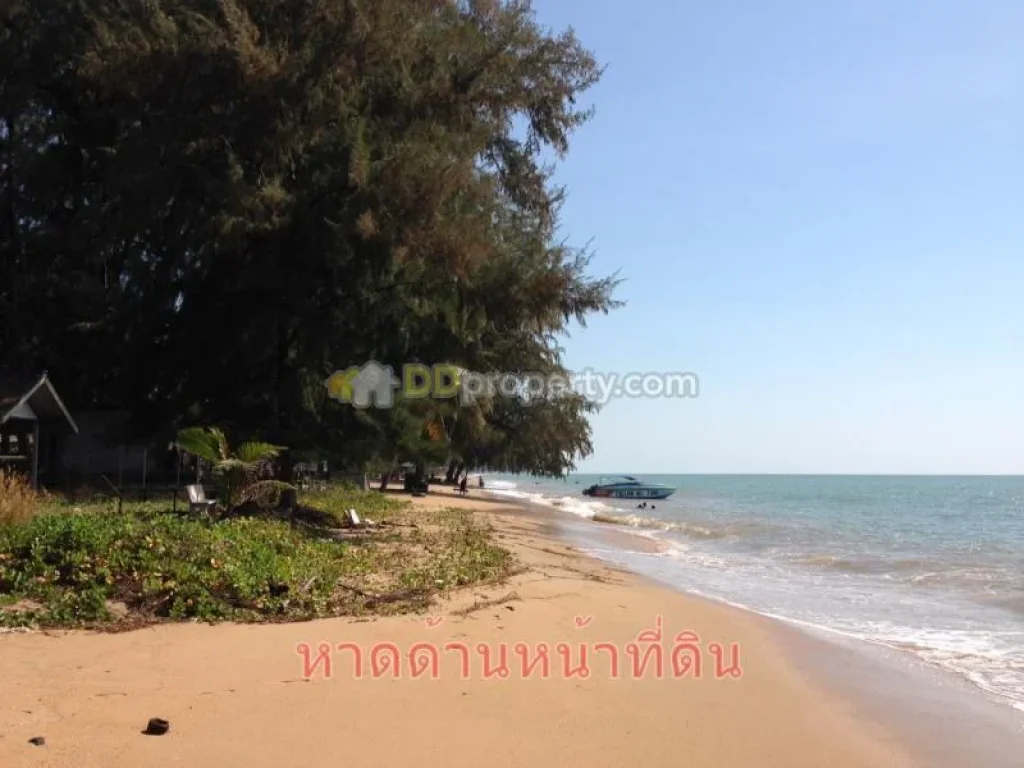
[0,0,620,478]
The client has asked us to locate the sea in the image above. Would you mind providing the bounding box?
[480,473,1024,716]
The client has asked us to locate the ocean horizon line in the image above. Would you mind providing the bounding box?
[516,472,1024,479]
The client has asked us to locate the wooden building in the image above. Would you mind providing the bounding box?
[0,372,79,488]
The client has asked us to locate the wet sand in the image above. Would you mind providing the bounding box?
[492,488,1024,768]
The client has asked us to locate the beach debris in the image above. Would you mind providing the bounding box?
[28,736,45,746]
[3,599,45,615]
[451,591,521,618]
[0,626,36,635]
[143,718,170,736]
[105,600,130,619]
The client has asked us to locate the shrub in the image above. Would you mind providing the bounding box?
[0,488,516,628]
[0,509,350,626]
[0,469,46,527]
[300,485,408,524]
[175,426,292,511]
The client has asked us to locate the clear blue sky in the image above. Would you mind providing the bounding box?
[531,0,1024,475]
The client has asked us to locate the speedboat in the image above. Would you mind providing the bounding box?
[581,476,675,500]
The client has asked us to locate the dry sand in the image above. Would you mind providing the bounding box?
[0,492,919,767]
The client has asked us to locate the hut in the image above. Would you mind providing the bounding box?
[0,372,79,488]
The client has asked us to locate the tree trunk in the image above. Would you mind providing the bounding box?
[455,462,465,483]
[444,459,457,484]
[379,465,393,492]
[277,452,295,484]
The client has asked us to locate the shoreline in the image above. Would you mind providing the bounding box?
[0,490,942,766]
[473,487,1024,767]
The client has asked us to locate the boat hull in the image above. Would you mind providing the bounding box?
[583,486,674,500]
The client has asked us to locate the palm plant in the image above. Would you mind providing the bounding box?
[175,427,292,511]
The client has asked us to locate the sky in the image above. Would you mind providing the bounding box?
[529,0,1024,475]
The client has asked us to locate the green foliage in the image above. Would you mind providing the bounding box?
[1,0,618,475]
[0,491,514,627]
[175,426,289,510]
[0,508,349,626]
[301,484,408,525]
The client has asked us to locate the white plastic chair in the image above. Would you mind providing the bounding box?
[185,484,217,516]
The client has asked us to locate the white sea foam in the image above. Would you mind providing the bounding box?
[477,476,1024,716]
[482,479,519,491]
[483,485,614,520]
[618,541,1024,715]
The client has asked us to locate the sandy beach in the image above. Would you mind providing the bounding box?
[0,492,918,767]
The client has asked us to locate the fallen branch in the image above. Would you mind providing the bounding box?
[451,591,521,618]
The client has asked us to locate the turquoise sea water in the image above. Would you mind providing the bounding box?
[482,474,1024,714]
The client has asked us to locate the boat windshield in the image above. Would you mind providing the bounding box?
[599,476,640,485]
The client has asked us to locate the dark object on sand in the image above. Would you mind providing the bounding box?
[28,736,45,746]
[144,718,170,736]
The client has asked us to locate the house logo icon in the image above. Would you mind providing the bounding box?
[325,361,401,409]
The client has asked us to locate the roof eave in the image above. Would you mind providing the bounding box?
[0,374,79,434]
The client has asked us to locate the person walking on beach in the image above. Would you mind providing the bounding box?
[459,476,468,496]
